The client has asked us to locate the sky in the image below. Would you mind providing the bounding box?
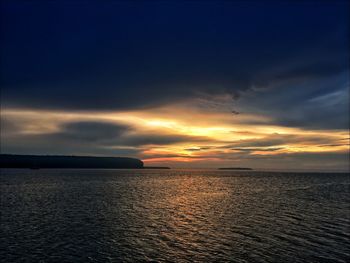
[1,0,349,170]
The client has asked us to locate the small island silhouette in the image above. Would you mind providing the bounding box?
[219,167,253,170]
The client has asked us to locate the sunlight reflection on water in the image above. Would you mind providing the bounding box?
[1,169,349,262]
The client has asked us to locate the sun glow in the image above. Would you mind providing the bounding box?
[2,107,348,167]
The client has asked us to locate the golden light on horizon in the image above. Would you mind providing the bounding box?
[1,107,349,168]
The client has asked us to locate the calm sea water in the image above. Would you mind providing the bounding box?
[1,169,349,262]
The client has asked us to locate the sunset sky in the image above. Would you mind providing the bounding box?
[1,1,349,170]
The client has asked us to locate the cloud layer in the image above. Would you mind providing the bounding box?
[1,2,348,115]
[1,1,349,170]
[1,108,348,170]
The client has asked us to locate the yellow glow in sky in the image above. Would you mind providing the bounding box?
[1,107,349,169]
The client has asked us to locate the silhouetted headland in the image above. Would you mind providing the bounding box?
[219,167,253,170]
[0,154,143,169]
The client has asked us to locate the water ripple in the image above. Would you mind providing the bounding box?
[1,169,349,262]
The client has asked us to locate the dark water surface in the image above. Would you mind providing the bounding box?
[1,169,349,262]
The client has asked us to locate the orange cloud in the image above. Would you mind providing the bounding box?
[1,106,349,170]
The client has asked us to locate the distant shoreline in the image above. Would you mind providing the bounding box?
[219,167,253,170]
[143,167,170,169]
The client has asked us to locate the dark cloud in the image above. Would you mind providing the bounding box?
[0,119,211,155]
[318,144,350,147]
[184,148,202,152]
[123,134,208,147]
[216,133,345,149]
[50,121,209,147]
[184,146,214,152]
[232,147,284,152]
[237,72,349,130]
[0,118,20,137]
[1,1,348,115]
[55,121,129,142]
[0,120,131,155]
[1,0,349,168]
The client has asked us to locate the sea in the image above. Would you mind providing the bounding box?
[1,169,349,262]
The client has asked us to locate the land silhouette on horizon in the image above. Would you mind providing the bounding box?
[0,154,144,169]
[219,167,253,170]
